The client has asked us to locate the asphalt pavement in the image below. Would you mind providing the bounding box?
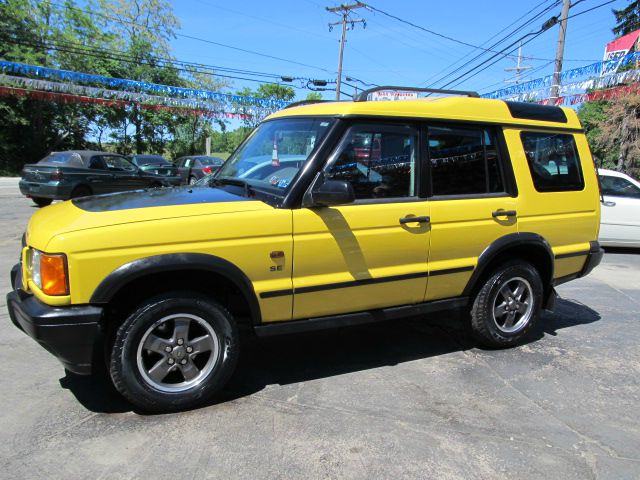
[0,177,639,480]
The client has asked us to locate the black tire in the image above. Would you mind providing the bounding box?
[31,197,52,207]
[149,182,163,189]
[188,176,197,185]
[70,185,92,199]
[470,261,543,348]
[109,292,239,412]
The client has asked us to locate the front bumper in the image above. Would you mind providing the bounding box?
[7,265,103,375]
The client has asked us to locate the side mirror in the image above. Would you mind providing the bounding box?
[304,178,355,207]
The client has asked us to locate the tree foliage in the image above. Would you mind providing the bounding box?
[579,94,640,177]
[612,1,640,37]
[0,1,299,173]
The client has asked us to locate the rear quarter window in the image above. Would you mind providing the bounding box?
[521,132,583,192]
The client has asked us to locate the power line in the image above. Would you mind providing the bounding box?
[2,37,320,89]
[442,27,551,89]
[48,1,336,74]
[361,1,551,59]
[425,1,561,88]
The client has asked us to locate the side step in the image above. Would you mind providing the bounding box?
[254,297,469,337]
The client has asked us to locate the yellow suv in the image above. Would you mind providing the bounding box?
[7,88,604,412]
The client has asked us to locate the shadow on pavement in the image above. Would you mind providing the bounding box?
[602,246,640,255]
[59,297,601,414]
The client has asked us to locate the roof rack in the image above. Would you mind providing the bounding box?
[353,86,480,102]
[283,99,331,109]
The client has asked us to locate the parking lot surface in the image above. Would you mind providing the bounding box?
[1,177,639,480]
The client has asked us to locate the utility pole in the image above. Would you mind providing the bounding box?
[327,3,366,100]
[550,0,571,102]
[505,42,533,84]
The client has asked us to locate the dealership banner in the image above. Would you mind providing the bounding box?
[602,29,640,76]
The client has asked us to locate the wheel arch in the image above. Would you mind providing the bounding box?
[91,253,262,326]
[463,233,555,307]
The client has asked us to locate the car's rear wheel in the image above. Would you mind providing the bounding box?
[470,261,543,348]
[70,185,92,199]
[109,292,239,412]
[188,176,197,185]
[31,197,52,207]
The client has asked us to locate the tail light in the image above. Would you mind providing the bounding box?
[202,166,212,174]
[50,169,64,181]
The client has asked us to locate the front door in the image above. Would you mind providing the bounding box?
[292,122,431,320]
[104,155,149,190]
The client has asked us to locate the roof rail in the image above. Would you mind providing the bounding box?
[353,86,480,102]
[282,99,331,109]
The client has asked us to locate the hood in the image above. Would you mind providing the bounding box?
[27,186,271,250]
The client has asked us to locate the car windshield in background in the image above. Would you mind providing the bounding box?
[197,157,224,166]
[133,156,169,166]
[216,117,334,195]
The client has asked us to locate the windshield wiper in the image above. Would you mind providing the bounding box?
[212,177,254,197]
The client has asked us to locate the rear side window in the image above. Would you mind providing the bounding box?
[521,132,583,192]
[427,125,504,196]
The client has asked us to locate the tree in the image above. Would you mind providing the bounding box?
[577,100,615,167]
[305,92,323,101]
[580,93,640,177]
[613,1,640,37]
[0,0,119,170]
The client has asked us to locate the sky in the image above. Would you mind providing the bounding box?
[168,0,629,101]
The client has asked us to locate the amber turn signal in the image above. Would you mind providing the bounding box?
[40,253,69,296]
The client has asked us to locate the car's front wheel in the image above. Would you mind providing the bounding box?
[110,292,239,412]
[470,261,543,348]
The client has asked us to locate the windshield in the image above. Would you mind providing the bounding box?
[134,156,168,166]
[197,157,224,166]
[216,117,334,195]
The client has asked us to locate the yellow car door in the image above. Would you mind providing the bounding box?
[292,123,431,320]
[424,124,519,301]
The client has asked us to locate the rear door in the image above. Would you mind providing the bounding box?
[424,124,518,301]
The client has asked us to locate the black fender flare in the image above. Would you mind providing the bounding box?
[462,232,555,299]
[90,253,261,324]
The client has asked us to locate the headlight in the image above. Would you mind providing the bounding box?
[28,248,69,296]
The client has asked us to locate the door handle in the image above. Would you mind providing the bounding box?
[602,200,616,207]
[399,216,430,225]
[492,210,517,218]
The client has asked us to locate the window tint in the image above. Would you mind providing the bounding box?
[428,126,504,196]
[88,156,106,170]
[521,132,583,192]
[600,175,640,198]
[104,155,136,172]
[325,124,417,199]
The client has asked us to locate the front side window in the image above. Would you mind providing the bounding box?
[521,132,583,192]
[217,117,334,195]
[104,156,136,172]
[325,124,417,199]
[600,175,640,198]
[427,125,504,196]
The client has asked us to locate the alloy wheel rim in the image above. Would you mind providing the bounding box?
[136,313,220,393]
[492,276,534,334]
